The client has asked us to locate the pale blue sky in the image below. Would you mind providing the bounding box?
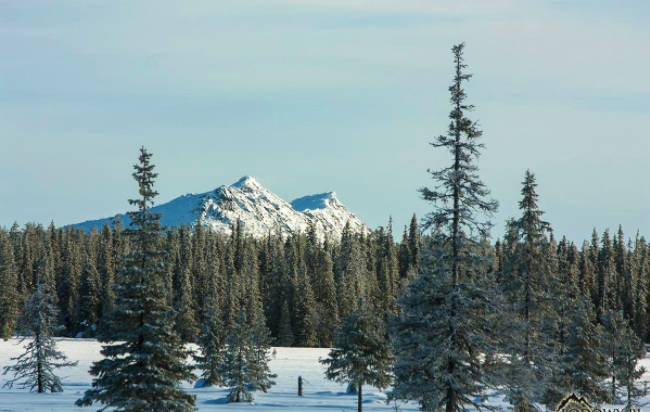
[1,0,648,242]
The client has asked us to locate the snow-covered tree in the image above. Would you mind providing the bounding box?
[601,310,629,404]
[549,296,609,406]
[76,147,196,412]
[499,170,559,411]
[193,298,226,387]
[249,309,277,392]
[220,308,276,402]
[615,321,648,410]
[407,214,420,271]
[3,258,77,393]
[321,301,393,412]
[392,43,501,412]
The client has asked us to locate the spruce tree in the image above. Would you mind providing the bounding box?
[294,261,317,347]
[601,310,627,403]
[634,237,649,341]
[249,309,277,393]
[407,214,420,271]
[176,267,198,342]
[549,296,609,406]
[3,256,77,393]
[314,246,339,347]
[193,297,225,387]
[78,254,102,337]
[321,301,393,412]
[0,229,20,340]
[597,229,617,318]
[615,323,648,410]
[398,227,411,280]
[59,234,82,335]
[220,308,276,402]
[98,223,116,318]
[392,43,501,412]
[277,301,294,347]
[76,147,196,412]
[500,170,558,411]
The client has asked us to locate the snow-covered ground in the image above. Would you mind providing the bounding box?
[2,339,649,411]
[0,338,414,412]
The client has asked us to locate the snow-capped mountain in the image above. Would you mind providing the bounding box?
[73,176,367,239]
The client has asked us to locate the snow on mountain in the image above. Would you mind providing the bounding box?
[73,176,367,239]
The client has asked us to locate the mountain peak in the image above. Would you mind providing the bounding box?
[231,175,262,190]
[72,176,367,239]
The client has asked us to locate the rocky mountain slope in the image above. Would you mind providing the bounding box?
[73,176,367,239]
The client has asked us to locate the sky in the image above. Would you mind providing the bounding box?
[0,0,649,243]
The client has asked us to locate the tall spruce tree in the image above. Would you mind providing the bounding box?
[500,170,558,411]
[321,301,393,412]
[76,147,196,412]
[407,214,420,271]
[392,43,501,412]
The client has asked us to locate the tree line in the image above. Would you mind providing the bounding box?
[0,210,422,348]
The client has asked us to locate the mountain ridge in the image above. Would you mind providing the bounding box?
[72,176,368,239]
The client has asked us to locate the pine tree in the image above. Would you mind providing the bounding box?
[76,147,196,412]
[597,229,617,318]
[407,214,420,271]
[220,308,276,402]
[499,170,558,412]
[0,229,20,340]
[321,301,393,412]
[78,254,102,337]
[601,310,628,403]
[3,256,77,393]
[176,267,198,342]
[549,296,609,406]
[615,323,648,410]
[59,234,82,335]
[277,301,294,347]
[294,261,317,347]
[392,43,501,412]
[249,309,277,394]
[579,240,595,299]
[314,246,339,347]
[634,237,649,341]
[98,223,116,319]
[193,298,226,387]
[398,227,411,280]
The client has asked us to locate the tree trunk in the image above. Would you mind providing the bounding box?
[358,384,362,412]
[36,327,44,393]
